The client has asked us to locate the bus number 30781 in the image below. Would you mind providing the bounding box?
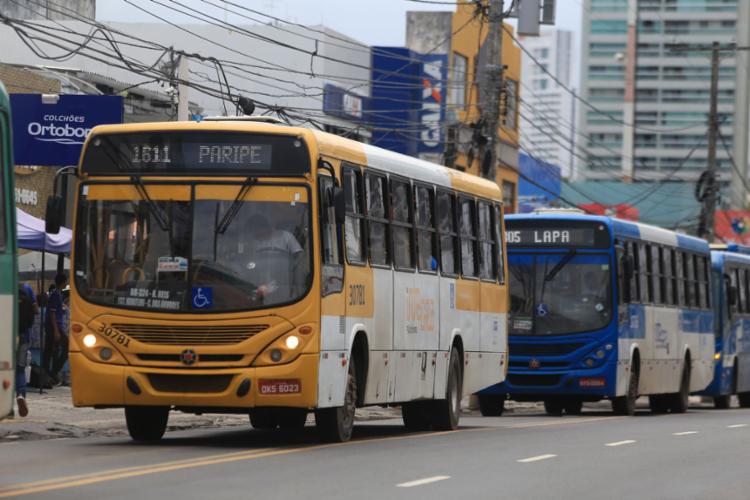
[97,324,131,348]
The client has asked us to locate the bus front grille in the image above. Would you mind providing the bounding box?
[507,374,563,387]
[147,374,233,393]
[511,343,585,357]
[112,324,269,345]
[137,354,244,363]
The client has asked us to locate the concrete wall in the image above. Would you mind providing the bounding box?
[0,0,95,20]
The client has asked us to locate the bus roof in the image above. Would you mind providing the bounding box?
[0,81,9,113]
[506,213,709,254]
[712,249,750,267]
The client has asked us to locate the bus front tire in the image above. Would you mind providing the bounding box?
[544,400,564,416]
[564,399,583,415]
[649,395,669,414]
[713,395,731,409]
[738,392,750,408]
[478,394,505,417]
[431,347,463,431]
[277,409,308,430]
[669,359,691,414]
[125,406,169,442]
[315,358,357,443]
[402,401,432,431]
[250,409,279,430]
[613,361,639,416]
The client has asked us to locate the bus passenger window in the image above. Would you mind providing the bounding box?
[639,245,651,303]
[365,174,389,266]
[738,268,747,314]
[494,204,505,283]
[478,201,495,280]
[343,167,365,264]
[661,247,673,306]
[650,245,661,305]
[390,179,414,270]
[318,175,341,267]
[669,249,678,305]
[459,197,477,278]
[415,185,437,272]
[685,253,695,308]
[629,242,640,302]
[696,256,708,309]
[437,191,458,275]
[743,268,750,313]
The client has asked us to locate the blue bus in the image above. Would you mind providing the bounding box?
[697,245,750,408]
[477,211,715,416]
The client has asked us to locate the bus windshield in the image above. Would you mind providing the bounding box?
[74,183,311,313]
[509,253,612,335]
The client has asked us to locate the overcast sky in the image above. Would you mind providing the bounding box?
[96,0,582,48]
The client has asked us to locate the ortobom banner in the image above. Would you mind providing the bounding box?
[10,94,123,166]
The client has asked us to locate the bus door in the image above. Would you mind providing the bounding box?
[391,179,438,401]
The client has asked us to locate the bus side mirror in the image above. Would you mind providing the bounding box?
[45,195,65,234]
[333,186,346,225]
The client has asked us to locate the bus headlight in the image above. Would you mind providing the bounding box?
[285,335,300,350]
[714,353,722,361]
[83,334,97,348]
[252,326,315,367]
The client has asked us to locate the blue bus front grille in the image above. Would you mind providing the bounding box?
[511,343,585,357]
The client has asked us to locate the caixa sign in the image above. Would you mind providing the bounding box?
[10,94,123,166]
[418,54,447,155]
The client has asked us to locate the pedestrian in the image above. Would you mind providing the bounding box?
[16,282,39,417]
[43,273,68,386]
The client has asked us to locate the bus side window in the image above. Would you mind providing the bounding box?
[650,245,662,305]
[343,166,366,265]
[617,246,628,304]
[729,268,739,315]
[458,197,477,278]
[662,247,673,306]
[744,267,750,313]
[669,249,678,305]
[365,173,390,267]
[390,178,414,271]
[675,252,685,306]
[437,191,458,276]
[738,268,747,314]
[683,252,694,308]
[415,184,437,273]
[629,242,640,302]
[494,204,505,283]
[477,201,496,281]
[319,174,343,295]
[696,256,708,310]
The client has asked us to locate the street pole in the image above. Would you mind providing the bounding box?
[702,41,720,242]
[176,55,190,121]
[477,0,504,180]
[620,0,638,183]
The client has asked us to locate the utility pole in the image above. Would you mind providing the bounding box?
[477,0,504,180]
[620,0,638,183]
[702,41,721,242]
[176,55,190,121]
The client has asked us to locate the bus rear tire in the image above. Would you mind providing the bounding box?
[612,363,639,416]
[649,395,669,414]
[544,400,564,416]
[125,406,169,442]
[478,394,505,417]
[713,395,731,409]
[315,359,357,442]
[738,392,750,408]
[669,359,691,414]
[402,401,431,431]
[431,347,462,431]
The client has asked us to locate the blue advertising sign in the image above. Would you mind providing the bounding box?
[10,94,123,166]
[518,153,562,213]
[322,84,367,122]
[416,54,447,156]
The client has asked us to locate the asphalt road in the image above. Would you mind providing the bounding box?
[1,403,749,500]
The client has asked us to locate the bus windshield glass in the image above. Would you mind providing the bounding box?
[509,253,613,335]
[74,183,311,312]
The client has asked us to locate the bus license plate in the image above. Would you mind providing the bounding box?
[258,379,301,395]
[578,377,606,388]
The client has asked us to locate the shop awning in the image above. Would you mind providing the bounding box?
[16,207,72,253]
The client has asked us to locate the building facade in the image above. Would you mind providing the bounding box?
[518,29,575,177]
[578,0,750,209]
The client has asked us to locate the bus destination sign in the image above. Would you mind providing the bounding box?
[505,223,610,248]
[81,131,309,176]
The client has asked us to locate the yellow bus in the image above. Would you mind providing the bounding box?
[46,117,509,442]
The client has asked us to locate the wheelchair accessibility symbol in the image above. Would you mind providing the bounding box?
[192,287,213,309]
[536,303,549,317]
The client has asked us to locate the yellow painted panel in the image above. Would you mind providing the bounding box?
[445,168,502,201]
[195,184,309,203]
[455,279,480,312]
[480,283,508,314]
[345,265,374,318]
[86,184,190,201]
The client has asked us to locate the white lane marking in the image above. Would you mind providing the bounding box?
[517,454,557,463]
[673,431,698,436]
[727,424,747,428]
[605,440,637,447]
[396,476,451,488]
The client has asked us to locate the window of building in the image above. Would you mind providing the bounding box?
[343,166,366,264]
[415,184,437,272]
[451,52,468,110]
[502,181,516,214]
[365,173,389,266]
[437,190,458,276]
[390,178,414,270]
[459,197,477,278]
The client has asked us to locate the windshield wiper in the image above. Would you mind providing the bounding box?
[216,177,257,235]
[543,248,577,282]
[131,176,170,232]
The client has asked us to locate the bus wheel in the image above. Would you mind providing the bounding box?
[250,408,279,430]
[315,358,357,442]
[478,394,505,417]
[544,400,564,416]
[402,401,431,431]
[125,406,169,442]
[277,409,308,430]
[649,395,669,414]
[670,359,691,414]
[564,399,583,415]
[713,395,731,409]
[738,393,750,408]
[613,362,639,416]
[431,347,463,431]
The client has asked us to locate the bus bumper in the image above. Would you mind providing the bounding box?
[69,352,319,410]
[481,360,618,401]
